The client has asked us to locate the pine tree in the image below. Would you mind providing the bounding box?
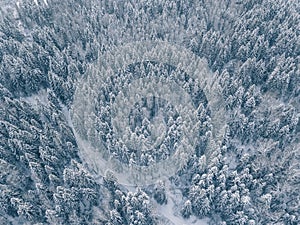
[153,180,167,205]
[181,200,192,219]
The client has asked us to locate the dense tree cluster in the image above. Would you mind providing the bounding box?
[0,0,299,224]
[0,85,102,224]
[103,171,156,225]
[86,61,211,167]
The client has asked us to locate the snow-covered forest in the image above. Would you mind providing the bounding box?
[0,0,299,224]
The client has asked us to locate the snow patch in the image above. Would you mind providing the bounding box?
[154,180,209,225]
[20,89,49,108]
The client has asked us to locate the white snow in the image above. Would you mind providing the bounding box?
[153,180,209,225]
[20,89,49,109]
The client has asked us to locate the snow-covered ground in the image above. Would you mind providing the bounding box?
[154,180,209,225]
[20,89,49,108]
